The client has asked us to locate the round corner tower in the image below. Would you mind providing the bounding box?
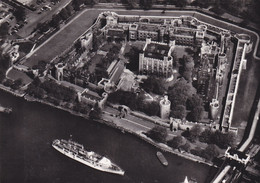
[98,92,108,109]
[160,95,171,119]
[55,63,66,81]
[210,99,219,120]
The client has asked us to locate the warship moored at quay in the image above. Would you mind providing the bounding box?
[52,139,125,175]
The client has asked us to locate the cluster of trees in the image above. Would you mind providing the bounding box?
[190,144,219,161]
[140,76,166,95]
[199,129,236,149]
[179,55,194,82]
[37,0,96,34]
[32,60,47,75]
[168,78,204,122]
[27,79,77,103]
[124,46,140,73]
[182,125,236,149]
[138,76,204,122]
[107,90,160,116]
[3,78,23,90]
[73,101,91,114]
[186,94,204,122]
[0,23,10,38]
[146,126,168,143]
[13,6,26,21]
[0,54,11,83]
[145,124,234,161]
[104,44,121,67]
[89,103,102,119]
[72,0,96,11]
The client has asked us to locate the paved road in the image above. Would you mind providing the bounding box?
[103,107,175,139]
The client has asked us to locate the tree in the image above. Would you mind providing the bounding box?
[0,71,5,83]
[0,22,10,37]
[3,79,13,87]
[182,55,194,82]
[168,135,184,149]
[37,22,50,34]
[89,103,101,119]
[141,101,160,116]
[146,126,167,143]
[168,78,196,107]
[0,54,11,72]
[140,76,166,95]
[11,79,23,90]
[59,8,70,20]
[186,94,204,122]
[189,124,203,142]
[37,60,47,75]
[180,142,191,152]
[13,7,26,21]
[211,131,236,149]
[49,14,62,28]
[199,129,213,143]
[140,0,153,9]
[170,105,186,119]
[125,47,140,72]
[65,4,74,16]
[202,144,219,161]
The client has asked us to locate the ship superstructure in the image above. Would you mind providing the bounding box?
[52,139,124,175]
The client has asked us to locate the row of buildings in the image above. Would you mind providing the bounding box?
[53,12,253,130]
[105,12,206,46]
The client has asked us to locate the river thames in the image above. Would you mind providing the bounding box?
[0,90,216,183]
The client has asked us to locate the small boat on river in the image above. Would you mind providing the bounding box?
[156,151,168,166]
[0,105,12,114]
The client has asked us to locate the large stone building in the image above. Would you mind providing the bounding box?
[139,38,175,78]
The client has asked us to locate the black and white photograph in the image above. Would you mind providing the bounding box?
[0,0,260,182]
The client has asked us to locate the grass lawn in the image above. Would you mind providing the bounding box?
[7,69,32,85]
[17,41,34,54]
[231,54,260,141]
[100,43,114,52]
[174,46,189,59]
[24,10,101,67]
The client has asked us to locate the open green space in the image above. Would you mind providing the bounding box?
[24,10,100,67]
[232,56,260,128]
[7,68,32,85]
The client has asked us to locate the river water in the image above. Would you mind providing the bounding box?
[0,90,216,183]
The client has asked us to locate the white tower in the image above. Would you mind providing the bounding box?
[210,83,219,120]
[160,95,171,119]
[98,92,108,109]
[210,99,219,120]
[55,63,66,81]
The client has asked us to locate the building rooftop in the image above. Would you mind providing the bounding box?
[107,29,125,38]
[173,29,194,37]
[137,23,159,32]
[109,60,124,84]
[82,89,101,101]
[227,148,248,160]
[144,43,170,60]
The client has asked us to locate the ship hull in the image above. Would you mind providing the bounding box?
[52,140,124,176]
